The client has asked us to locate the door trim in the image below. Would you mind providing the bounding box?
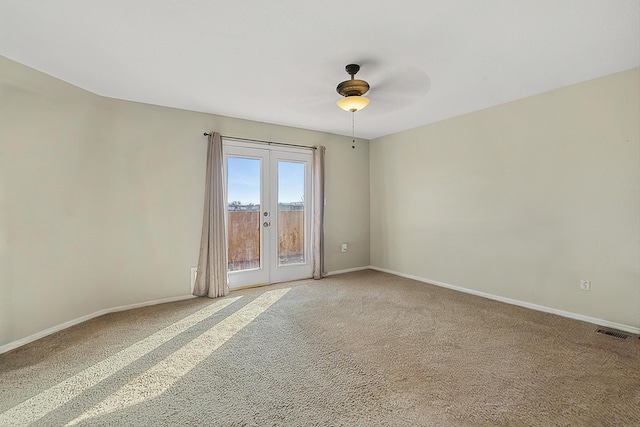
[223,139,313,289]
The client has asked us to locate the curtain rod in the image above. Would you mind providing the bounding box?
[203,133,316,150]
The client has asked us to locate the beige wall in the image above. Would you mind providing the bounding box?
[0,56,370,348]
[370,68,640,330]
[3,51,636,348]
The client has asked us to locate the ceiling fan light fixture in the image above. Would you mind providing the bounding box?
[336,64,370,112]
[337,95,370,112]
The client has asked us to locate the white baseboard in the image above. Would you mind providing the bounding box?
[324,266,371,277]
[0,294,197,355]
[4,267,637,355]
[369,266,640,335]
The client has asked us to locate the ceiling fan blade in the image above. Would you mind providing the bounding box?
[365,64,431,114]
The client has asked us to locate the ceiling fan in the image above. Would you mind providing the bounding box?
[336,64,370,112]
[284,61,429,118]
[333,62,431,115]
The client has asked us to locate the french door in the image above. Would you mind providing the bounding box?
[224,141,313,289]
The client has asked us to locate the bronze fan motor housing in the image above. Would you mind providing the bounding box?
[336,64,370,97]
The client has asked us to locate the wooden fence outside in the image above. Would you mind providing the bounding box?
[227,211,304,270]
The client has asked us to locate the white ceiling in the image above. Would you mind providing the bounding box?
[1,1,639,140]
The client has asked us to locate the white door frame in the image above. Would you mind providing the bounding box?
[223,140,313,289]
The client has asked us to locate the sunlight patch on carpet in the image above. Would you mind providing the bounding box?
[0,296,242,426]
[67,287,290,425]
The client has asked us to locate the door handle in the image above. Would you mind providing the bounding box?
[263,222,270,227]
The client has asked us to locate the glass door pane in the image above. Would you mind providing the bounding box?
[227,157,261,272]
[277,161,305,266]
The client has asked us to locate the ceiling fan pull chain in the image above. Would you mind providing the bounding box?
[352,112,356,149]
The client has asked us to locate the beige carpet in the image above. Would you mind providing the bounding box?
[1,270,638,426]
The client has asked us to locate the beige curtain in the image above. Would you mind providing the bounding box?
[312,145,325,279]
[193,132,229,297]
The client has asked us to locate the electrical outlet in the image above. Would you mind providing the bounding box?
[341,243,348,253]
[579,280,591,291]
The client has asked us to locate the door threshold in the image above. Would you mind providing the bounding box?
[231,282,271,291]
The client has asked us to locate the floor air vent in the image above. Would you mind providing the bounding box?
[595,328,629,340]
